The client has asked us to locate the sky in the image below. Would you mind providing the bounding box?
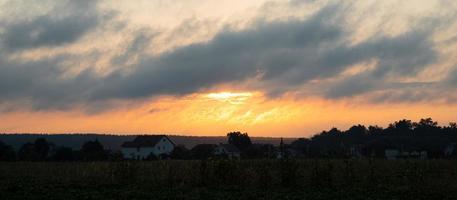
[0,0,457,137]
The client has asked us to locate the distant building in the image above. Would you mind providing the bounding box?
[385,149,400,160]
[415,151,428,159]
[349,145,364,158]
[445,143,457,157]
[121,135,175,159]
[385,149,428,160]
[213,144,241,159]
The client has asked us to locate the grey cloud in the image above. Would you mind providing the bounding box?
[444,68,457,93]
[96,5,345,100]
[0,3,447,111]
[321,30,437,99]
[449,67,457,83]
[358,32,436,77]
[325,75,440,101]
[110,30,155,67]
[325,74,380,99]
[366,85,454,104]
[0,53,99,110]
[99,8,436,102]
[0,0,101,51]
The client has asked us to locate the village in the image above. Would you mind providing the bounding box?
[119,134,457,160]
[2,118,457,161]
[1,134,457,161]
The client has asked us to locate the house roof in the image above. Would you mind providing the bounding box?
[121,135,172,148]
[218,144,240,153]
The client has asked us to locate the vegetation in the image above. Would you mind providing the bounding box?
[0,141,15,161]
[291,118,457,158]
[1,160,457,199]
[227,131,252,151]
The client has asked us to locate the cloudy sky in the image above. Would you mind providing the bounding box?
[0,0,456,137]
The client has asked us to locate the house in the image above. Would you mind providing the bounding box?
[445,143,457,157]
[385,149,428,160]
[121,135,175,159]
[213,144,241,159]
[409,151,428,159]
[385,149,400,160]
[349,145,364,158]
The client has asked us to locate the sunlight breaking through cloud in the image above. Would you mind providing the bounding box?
[205,92,253,105]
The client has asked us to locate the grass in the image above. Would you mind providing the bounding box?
[1,159,457,199]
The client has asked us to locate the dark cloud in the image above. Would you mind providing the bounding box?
[0,0,100,51]
[95,5,344,100]
[0,53,99,110]
[448,68,457,86]
[322,30,437,99]
[325,74,380,99]
[366,85,456,104]
[0,2,449,111]
[110,30,155,67]
[95,5,437,102]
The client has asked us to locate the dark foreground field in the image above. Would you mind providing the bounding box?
[1,160,457,200]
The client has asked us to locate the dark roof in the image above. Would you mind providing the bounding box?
[121,135,172,148]
[218,144,240,153]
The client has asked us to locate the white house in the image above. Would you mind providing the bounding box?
[121,135,175,159]
[213,144,241,159]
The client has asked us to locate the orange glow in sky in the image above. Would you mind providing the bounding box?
[1,91,456,137]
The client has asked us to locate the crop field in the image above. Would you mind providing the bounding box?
[1,159,457,200]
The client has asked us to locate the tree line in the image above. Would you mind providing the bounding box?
[290,118,457,158]
[0,138,121,161]
[1,118,457,161]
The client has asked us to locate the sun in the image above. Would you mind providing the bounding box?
[205,92,253,104]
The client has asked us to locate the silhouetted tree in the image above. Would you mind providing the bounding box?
[82,139,103,152]
[170,145,191,159]
[109,151,124,161]
[387,119,413,135]
[80,139,108,161]
[34,138,53,159]
[345,125,367,145]
[52,146,75,161]
[368,125,383,135]
[346,125,367,137]
[450,122,457,129]
[290,138,310,156]
[191,144,216,159]
[0,140,15,161]
[309,128,346,158]
[413,118,440,136]
[242,144,275,159]
[227,131,252,151]
[289,118,457,159]
[18,142,39,161]
[17,138,53,161]
[445,122,457,138]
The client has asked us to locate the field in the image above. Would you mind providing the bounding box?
[1,159,457,200]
